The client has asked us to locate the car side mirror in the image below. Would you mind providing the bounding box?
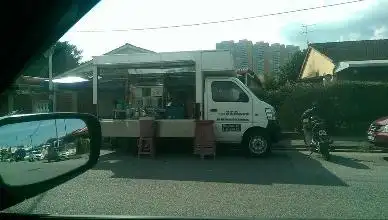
[0,113,101,210]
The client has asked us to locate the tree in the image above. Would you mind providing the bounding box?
[22,41,82,78]
[279,49,307,84]
[262,72,281,90]
[0,149,8,161]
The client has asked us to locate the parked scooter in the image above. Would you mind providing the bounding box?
[303,116,333,160]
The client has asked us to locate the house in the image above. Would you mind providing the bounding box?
[0,43,154,116]
[0,76,49,115]
[299,39,388,82]
[58,43,154,78]
[0,75,82,115]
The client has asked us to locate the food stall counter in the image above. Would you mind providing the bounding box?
[100,119,195,138]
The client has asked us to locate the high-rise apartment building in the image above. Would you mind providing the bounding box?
[285,45,300,62]
[234,39,253,70]
[216,40,300,75]
[216,40,254,70]
[270,43,282,73]
[267,43,300,74]
[216,41,235,54]
[253,41,270,74]
[216,41,236,67]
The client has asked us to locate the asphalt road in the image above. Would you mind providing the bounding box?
[0,156,89,186]
[3,150,388,219]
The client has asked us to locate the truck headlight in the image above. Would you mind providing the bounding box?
[265,108,276,120]
[378,125,388,133]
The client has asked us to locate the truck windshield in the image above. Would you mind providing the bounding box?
[237,74,266,100]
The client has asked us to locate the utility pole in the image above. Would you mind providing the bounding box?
[44,46,56,112]
[64,119,67,151]
[301,24,315,47]
[64,119,67,135]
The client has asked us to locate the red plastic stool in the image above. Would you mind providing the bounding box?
[193,120,216,159]
[137,118,156,158]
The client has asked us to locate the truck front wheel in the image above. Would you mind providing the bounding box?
[243,132,270,157]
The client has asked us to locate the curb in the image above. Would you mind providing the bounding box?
[272,145,386,153]
[273,138,386,153]
[272,148,385,153]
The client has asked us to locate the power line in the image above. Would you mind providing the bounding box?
[29,121,42,137]
[18,121,42,144]
[72,0,366,33]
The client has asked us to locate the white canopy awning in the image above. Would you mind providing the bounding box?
[335,59,388,73]
[92,50,235,73]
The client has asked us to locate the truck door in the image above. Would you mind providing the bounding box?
[205,78,253,143]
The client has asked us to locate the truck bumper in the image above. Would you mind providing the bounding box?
[267,120,282,143]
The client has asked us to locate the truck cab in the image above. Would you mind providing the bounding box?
[205,76,280,156]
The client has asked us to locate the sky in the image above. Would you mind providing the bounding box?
[0,119,86,148]
[60,0,387,61]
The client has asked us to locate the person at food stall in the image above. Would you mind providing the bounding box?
[165,92,185,119]
[113,99,118,109]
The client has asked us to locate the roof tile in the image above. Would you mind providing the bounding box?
[310,39,388,62]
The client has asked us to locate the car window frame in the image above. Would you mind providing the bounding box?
[211,81,249,103]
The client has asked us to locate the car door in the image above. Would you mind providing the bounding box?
[205,78,253,143]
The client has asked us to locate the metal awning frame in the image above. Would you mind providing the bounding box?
[60,50,236,119]
[92,53,205,110]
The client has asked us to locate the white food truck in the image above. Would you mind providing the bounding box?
[91,50,280,156]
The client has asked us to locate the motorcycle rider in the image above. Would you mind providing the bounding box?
[301,101,320,147]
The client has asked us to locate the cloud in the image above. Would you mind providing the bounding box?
[281,0,388,47]
[371,26,388,40]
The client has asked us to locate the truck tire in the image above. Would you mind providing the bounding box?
[243,131,270,157]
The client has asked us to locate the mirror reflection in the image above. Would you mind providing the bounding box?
[0,119,90,186]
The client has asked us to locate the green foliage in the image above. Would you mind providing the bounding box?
[253,81,388,136]
[0,149,10,161]
[22,41,82,78]
[279,49,307,83]
[262,73,278,90]
[259,50,307,91]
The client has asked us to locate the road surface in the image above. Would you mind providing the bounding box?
[0,155,89,186]
[3,150,388,219]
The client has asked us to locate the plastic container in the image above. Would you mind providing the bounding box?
[165,105,185,119]
[194,120,216,158]
[195,120,215,144]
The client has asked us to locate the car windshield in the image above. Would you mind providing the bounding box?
[2,0,388,218]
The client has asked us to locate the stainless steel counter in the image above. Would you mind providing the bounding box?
[100,119,195,137]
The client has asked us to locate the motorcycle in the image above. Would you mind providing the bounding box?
[303,116,333,160]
